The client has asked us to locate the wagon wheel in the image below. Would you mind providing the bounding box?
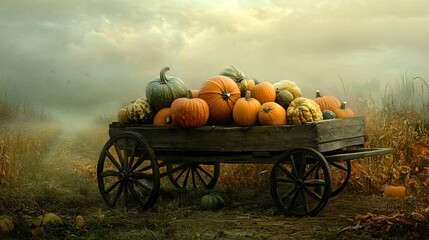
[270,148,332,217]
[166,162,220,189]
[97,132,160,211]
[329,160,351,197]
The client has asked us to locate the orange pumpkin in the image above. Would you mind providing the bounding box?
[153,107,172,126]
[171,90,209,128]
[198,75,241,125]
[251,81,276,104]
[333,101,354,118]
[313,90,341,111]
[258,102,287,126]
[246,79,259,91]
[233,91,261,127]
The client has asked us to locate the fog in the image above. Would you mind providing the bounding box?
[1,0,428,126]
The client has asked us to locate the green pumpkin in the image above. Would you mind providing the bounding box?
[275,89,294,109]
[146,66,188,110]
[127,98,155,123]
[219,66,248,97]
[200,194,225,211]
[322,109,336,120]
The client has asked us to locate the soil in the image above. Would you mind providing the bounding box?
[2,129,428,239]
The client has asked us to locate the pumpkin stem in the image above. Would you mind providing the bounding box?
[341,101,347,109]
[316,90,322,98]
[187,89,194,99]
[263,106,270,113]
[165,117,171,123]
[244,91,252,101]
[221,91,231,100]
[160,66,171,84]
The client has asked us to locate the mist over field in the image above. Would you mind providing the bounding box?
[1,0,428,125]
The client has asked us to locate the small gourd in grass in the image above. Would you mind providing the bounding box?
[127,98,155,123]
[313,90,341,111]
[275,89,294,109]
[153,107,172,126]
[0,215,14,234]
[333,101,355,118]
[75,215,85,229]
[219,65,248,97]
[258,102,287,126]
[322,110,336,120]
[198,75,241,125]
[200,194,225,211]
[233,90,261,127]
[251,81,276,104]
[171,90,209,128]
[146,66,188,110]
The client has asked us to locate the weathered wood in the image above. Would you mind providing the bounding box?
[109,116,365,153]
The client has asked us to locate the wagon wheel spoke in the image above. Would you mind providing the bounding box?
[330,162,347,171]
[276,177,294,184]
[123,138,129,170]
[276,163,296,180]
[304,186,322,201]
[99,170,121,178]
[288,189,300,209]
[191,167,197,189]
[129,151,148,172]
[182,168,191,188]
[131,172,153,180]
[303,162,320,179]
[195,165,213,179]
[194,167,208,186]
[174,168,188,183]
[129,178,152,193]
[304,179,326,187]
[127,143,138,171]
[105,151,122,171]
[104,180,121,194]
[113,142,125,168]
[112,183,124,206]
[300,190,309,213]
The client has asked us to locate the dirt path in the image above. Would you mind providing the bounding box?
[6,129,423,239]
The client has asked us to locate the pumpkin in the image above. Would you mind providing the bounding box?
[275,89,294,109]
[313,90,341,111]
[153,107,172,126]
[0,215,14,234]
[233,90,261,127]
[171,90,209,128]
[127,98,155,123]
[219,65,248,97]
[200,194,225,211]
[333,101,355,118]
[198,75,241,125]
[75,215,85,229]
[145,66,188,110]
[246,79,259,91]
[251,81,276,104]
[322,110,336,120]
[258,102,287,126]
[273,80,302,98]
[117,107,128,123]
[286,97,323,125]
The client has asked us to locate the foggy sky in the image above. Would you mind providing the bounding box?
[1,0,428,124]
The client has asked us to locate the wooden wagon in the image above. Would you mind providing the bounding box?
[96,116,394,217]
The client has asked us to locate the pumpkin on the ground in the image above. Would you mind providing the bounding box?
[287,97,323,125]
[333,101,355,118]
[275,89,294,109]
[127,98,155,123]
[200,194,225,211]
[251,81,276,104]
[146,66,188,110]
[273,80,302,98]
[313,90,341,111]
[233,91,261,127]
[153,107,172,126]
[219,66,248,97]
[258,102,287,126]
[198,75,241,125]
[170,90,209,128]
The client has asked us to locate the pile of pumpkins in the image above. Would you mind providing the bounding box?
[116,66,355,128]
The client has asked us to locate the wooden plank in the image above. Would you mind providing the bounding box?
[109,117,366,153]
